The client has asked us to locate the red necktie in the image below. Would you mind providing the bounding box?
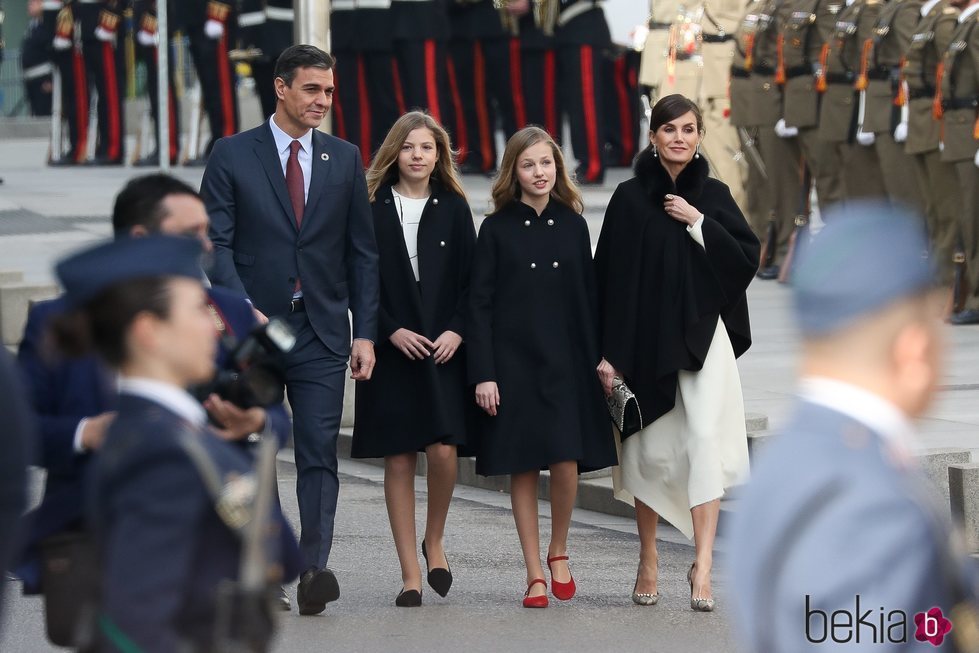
[286,140,305,227]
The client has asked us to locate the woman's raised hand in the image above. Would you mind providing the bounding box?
[475,381,500,416]
[389,328,435,360]
[664,194,704,226]
[596,358,619,397]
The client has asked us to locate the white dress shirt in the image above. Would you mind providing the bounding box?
[798,376,918,459]
[269,115,312,203]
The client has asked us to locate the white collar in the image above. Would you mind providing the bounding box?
[921,0,942,16]
[960,2,979,22]
[118,376,208,427]
[269,115,313,155]
[798,376,918,454]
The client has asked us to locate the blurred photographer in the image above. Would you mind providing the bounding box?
[14,174,294,618]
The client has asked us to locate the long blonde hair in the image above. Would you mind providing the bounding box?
[491,126,583,214]
[365,111,466,202]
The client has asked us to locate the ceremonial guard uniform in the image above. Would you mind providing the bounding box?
[75,0,125,164]
[354,1,402,155]
[173,0,239,159]
[134,0,180,166]
[329,0,358,149]
[816,0,888,199]
[639,0,687,102]
[701,0,750,211]
[22,5,54,116]
[778,0,847,210]
[390,0,454,128]
[48,0,90,164]
[499,1,560,139]
[731,0,803,271]
[555,0,610,184]
[858,0,926,211]
[448,0,509,173]
[905,0,959,283]
[238,0,294,120]
[939,0,979,323]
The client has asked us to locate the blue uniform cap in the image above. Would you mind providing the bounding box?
[792,201,935,337]
[56,235,203,309]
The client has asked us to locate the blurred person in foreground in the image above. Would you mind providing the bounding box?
[52,236,299,652]
[0,348,31,629]
[14,174,293,614]
[730,202,979,651]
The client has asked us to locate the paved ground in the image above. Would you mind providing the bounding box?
[2,458,739,652]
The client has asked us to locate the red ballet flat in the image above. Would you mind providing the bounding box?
[547,555,577,601]
[523,578,549,608]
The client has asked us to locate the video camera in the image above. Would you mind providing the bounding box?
[192,317,297,410]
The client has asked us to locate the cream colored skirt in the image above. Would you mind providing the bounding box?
[612,318,750,539]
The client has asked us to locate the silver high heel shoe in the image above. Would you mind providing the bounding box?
[631,572,659,606]
[688,564,715,612]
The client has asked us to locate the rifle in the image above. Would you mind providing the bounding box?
[758,211,777,270]
[778,162,813,284]
[736,127,768,181]
[213,436,281,653]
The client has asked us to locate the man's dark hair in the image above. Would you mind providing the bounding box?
[273,44,335,87]
[111,174,201,237]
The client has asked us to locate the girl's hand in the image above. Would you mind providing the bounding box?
[475,381,500,416]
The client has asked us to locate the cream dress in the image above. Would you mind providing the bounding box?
[612,219,750,539]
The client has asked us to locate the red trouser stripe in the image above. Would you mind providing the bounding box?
[445,56,468,162]
[392,58,407,115]
[580,45,601,182]
[216,34,235,137]
[73,49,89,162]
[168,85,178,161]
[424,40,441,122]
[102,42,121,160]
[543,50,557,137]
[357,55,373,163]
[509,38,527,128]
[613,56,634,164]
[333,67,347,141]
[473,42,493,171]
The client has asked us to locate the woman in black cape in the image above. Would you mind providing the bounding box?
[595,95,760,611]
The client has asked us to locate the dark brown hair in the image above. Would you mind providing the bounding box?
[50,278,174,367]
[274,45,336,86]
[648,94,705,136]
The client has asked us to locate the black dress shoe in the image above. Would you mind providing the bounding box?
[48,158,79,167]
[421,539,452,597]
[297,568,340,615]
[395,588,422,607]
[458,161,484,175]
[184,156,208,167]
[756,265,780,280]
[950,309,979,325]
[85,157,124,166]
[278,586,291,611]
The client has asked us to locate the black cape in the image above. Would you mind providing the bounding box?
[594,150,760,438]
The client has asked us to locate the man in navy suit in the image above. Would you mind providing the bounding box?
[730,203,979,652]
[201,44,379,615]
[15,174,293,607]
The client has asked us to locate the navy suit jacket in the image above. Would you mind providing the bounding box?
[730,400,979,652]
[92,394,300,652]
[202,122,380,356]
[14,286,291,593]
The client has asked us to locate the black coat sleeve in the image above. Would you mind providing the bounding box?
[0,349,32,579]
[467,218,498,384]
[446,200,478,338]
[700,181,760,304]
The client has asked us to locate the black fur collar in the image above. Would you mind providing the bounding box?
[633,147,709,202]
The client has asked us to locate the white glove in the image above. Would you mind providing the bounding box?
[775,119,799,138]
[204,18,225,39]
[53,35,72,50]
[939,141,945,152]
[973,148,979,168]
[94,26,116,43]
[893,122,908,143]
[856,129,876,146]
[136,29,158,47]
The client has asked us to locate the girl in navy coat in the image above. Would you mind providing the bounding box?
[353,111,477,606]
